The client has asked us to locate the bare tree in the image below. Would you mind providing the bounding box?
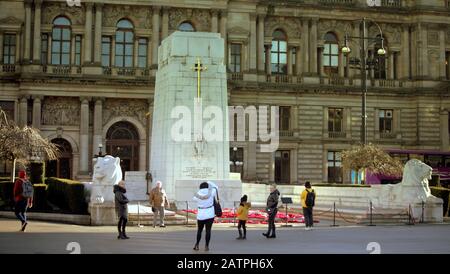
[342,143,403,183]
[0,108,59,182]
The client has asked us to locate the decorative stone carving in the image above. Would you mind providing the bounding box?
[0,16,23,26]
[41,97,80,126]
[427,31,439,46]
[428,49,440,76]
[88,155,123,203]
[102,5,151,28]
[103,99,148,126]
[264,17,302,38]
[317,19,350,40]
[169,8,211,32]
[382,24,402,45]
[42,2,85,25]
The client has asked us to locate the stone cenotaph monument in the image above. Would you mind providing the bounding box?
[150,31,241,208]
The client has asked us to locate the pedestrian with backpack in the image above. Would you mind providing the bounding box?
[301,181,315,230]
[13,170,33,232]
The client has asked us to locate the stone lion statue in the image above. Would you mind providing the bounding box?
[90,155,123,203]
[391,159,441,204]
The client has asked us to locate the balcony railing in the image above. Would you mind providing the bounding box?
[318,0,355,5]
[228,72,243,81]
[2,64,17,73]
[380,131,396,139]
[381,0,402,7]
[117,67,136,76]
[266,74,292,84]
[279,130,294,138]
[328,131,346,139]
[42,65,81,75]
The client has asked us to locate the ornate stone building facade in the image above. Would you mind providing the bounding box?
[1,0,450,183]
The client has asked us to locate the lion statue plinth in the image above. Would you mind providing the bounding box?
[90,155,122,203]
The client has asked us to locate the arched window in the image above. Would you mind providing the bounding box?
[46,138,73,179]
[374,35,387,79]
[323,32,339,75]
[115,19,134,67]
[178,21,195,32]
[106,121,140,174]
[51,16,71,65]
[271,29,287,74]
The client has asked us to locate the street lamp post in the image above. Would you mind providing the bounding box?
[230,147,243,175]
[342,17,386,145]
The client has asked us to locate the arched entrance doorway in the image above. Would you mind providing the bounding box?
[46,138,73,179]
[106,121,140,176]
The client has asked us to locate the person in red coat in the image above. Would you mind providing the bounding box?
[13,170,33,231]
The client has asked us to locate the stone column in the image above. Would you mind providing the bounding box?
[94,3,103,65]
[441,110,449,151]
[84,2,93,64]
[318,46,325,76]
[295,46,301,76]
[418,23,428,78]
[0,32,3,64]
[162,7,169,40]
[23,0,32,62]
[46,35,51,63]
[111,35,116,66]
[257,14,265,74]
[338,51,344,78]
[210,10,219,33]
[309,18,318,74]
[439,27,446,80]
[401,24,410,79]
[19,97,28,127]
[71,35,76,64]
[79,98,90,175]
[92,98,103,156]
[32,96,42,129]
[134,38,139,67]
[16,34,21,63]
[301,19,309,74]
[265,44,271,75]
[249,14,257,73]
[287,46,293,76]
[151,6,161,69]
[349,22,359,78]
[220,11,228,65]
[389,52,395,79]
[32,0,42,64]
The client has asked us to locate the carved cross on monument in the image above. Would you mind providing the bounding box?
[192,57,207,100]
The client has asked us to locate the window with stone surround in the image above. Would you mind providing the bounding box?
[271,29,288,74]
[41,34,48,65]
[51,17,71,65]
[101,36,111,67]
[327,151,342,183]
[2,34,16,64]
[138,38,148,68]
[279,106,291,131]
[115,19,134,68]
[328,108,343,133]
[323,32,339,75]
[75,35,82,66]
[229,43,241,73]
[275,150,290,184]
[379,109,393,133]
[374,35,387,80]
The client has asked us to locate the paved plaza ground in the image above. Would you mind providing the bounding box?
[1,218,449,254]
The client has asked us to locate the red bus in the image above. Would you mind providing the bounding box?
[365,149,450,185]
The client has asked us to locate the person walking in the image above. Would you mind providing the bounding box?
[13,170,33,232]
[263,184,279,239]
[301,181,316,230]
[236,195,251,240]
[192,181,219,252]
[149,180,170,228]
[114,180,130,239]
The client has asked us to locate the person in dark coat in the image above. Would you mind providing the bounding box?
[263,184,280,239]
[114,180,129,239]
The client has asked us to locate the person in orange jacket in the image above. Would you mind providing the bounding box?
[236,195,251,240]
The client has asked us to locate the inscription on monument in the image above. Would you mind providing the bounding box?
[182,166,216,179]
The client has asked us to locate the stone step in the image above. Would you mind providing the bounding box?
[128,213,188,226]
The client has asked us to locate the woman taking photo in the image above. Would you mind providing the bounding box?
[192,181,219,252]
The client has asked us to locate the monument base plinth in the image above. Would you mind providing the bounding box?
[174,179,242,209]
[89,202,117,225]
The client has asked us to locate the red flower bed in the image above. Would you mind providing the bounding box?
[181,208,319,224]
